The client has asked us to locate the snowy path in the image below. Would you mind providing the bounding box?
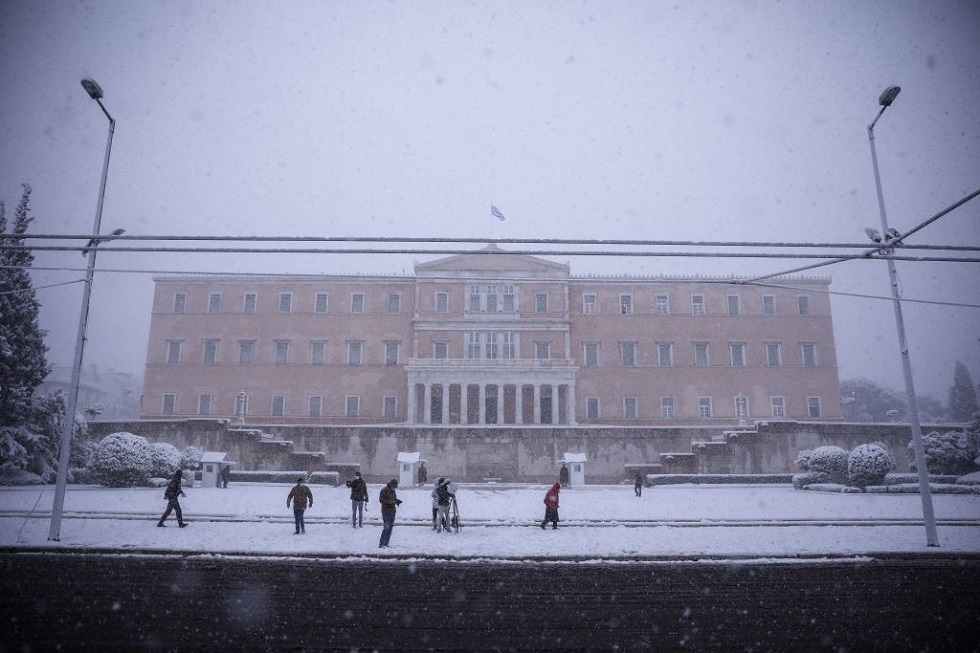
[3,483,979,560]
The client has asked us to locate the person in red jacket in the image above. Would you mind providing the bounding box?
[540,482,561,530]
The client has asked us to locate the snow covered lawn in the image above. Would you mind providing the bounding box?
[2,483,978,560]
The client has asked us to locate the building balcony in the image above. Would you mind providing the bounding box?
[406,357,577,371]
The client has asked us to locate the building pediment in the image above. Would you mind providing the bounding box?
[415,244,569,279]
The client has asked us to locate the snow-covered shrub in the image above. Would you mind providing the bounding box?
[90,432,153,487]
[180,445,204,471]
[70,438,98,470]
[68,438,100,484]
[795,446,849,485]
[792,472,820,490]
[0,426,34,473]
[149,442,181,478]
[909,431,977,475]
[848,442,896,489]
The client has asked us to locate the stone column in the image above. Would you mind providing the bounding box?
[423,383,432,424]
[441,383,450,425]
[408,382,417,424]
[461,383,469,425]
[478,383,487,425]
[515,384,524,425]
[533,385,541,424]
[548,384,556,425]
[567,382,577,425]
[496,384,504,424]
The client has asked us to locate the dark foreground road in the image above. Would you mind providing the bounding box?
[2,552,978,652]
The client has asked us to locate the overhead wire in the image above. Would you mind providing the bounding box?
[739,187,980,283]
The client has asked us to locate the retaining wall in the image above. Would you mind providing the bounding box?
[86,419,964,484]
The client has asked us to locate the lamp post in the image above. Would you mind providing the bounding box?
[867,85,939,547]
[48,79,116,541]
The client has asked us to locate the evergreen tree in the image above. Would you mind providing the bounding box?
[0,184,50,427]
[949,361,979,423]
[840,378,906,422]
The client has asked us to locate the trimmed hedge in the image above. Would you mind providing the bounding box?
[647,474,793,486]
[866,483,980,495]
[202,470,341,486]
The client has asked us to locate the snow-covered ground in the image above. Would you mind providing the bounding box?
[2,483,979,560]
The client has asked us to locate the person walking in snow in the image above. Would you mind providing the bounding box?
[378,479,402,548]
[540,482,561,530]
[634,473,643,497]
[345,471,369,528]
[434,478,456,533]
[286,477,314,534]
[430,477,443,530]
[157,469,188,528]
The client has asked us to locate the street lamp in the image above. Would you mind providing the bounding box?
[867,85,939,547]
[48,79,117,541]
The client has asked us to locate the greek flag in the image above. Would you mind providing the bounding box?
[491,204,506,221]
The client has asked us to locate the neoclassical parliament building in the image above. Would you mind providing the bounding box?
[141,246,842,426]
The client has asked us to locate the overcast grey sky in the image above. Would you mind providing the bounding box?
[1,0,978,404]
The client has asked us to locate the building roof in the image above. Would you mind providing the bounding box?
[562,452,587,463]
[414,244,570,279]
[397,451,424,463]
[200,452,229,463]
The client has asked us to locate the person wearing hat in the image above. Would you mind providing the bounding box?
[540,482,561,530]
[430,477,444,530]
[345,471,369,528]
[378,479,402,548]
[286,477,313,535]
[434,478,456,533]
[157,469,188,528]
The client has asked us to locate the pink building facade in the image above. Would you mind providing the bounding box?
[141,248,842,426]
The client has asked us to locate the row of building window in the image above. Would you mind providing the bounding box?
[165,337,819,368]
[164,393,388,419]
[159,393,823,420]
[171,289,812,317]
[176,290,395,315]
[585,395,823,419]
[598,341,818,368]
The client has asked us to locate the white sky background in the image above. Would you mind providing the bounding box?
[1,1,978,402]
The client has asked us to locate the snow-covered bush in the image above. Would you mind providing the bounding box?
[0,426,35,474]
[795,446,849,485]
[68,438,100,484]
[180,445,204,471]
[792,472,820,490]
[848,442,896,489]
[90,432,153,487]
[149,442,181,478]
[909,430,977,476]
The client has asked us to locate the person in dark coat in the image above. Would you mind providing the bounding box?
[286,477,314,534]
[220,465,230,489]
[378,479,402,548]
[417,462,428,487]
[430,477,443,529]
[345,471,369,528]
[540,482,561,530]
[157,470,188,528]
[434,478,455,533]
[559,464,570,488]
[634,473,643,497]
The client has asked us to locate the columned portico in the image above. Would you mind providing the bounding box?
[406,359,578,426]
